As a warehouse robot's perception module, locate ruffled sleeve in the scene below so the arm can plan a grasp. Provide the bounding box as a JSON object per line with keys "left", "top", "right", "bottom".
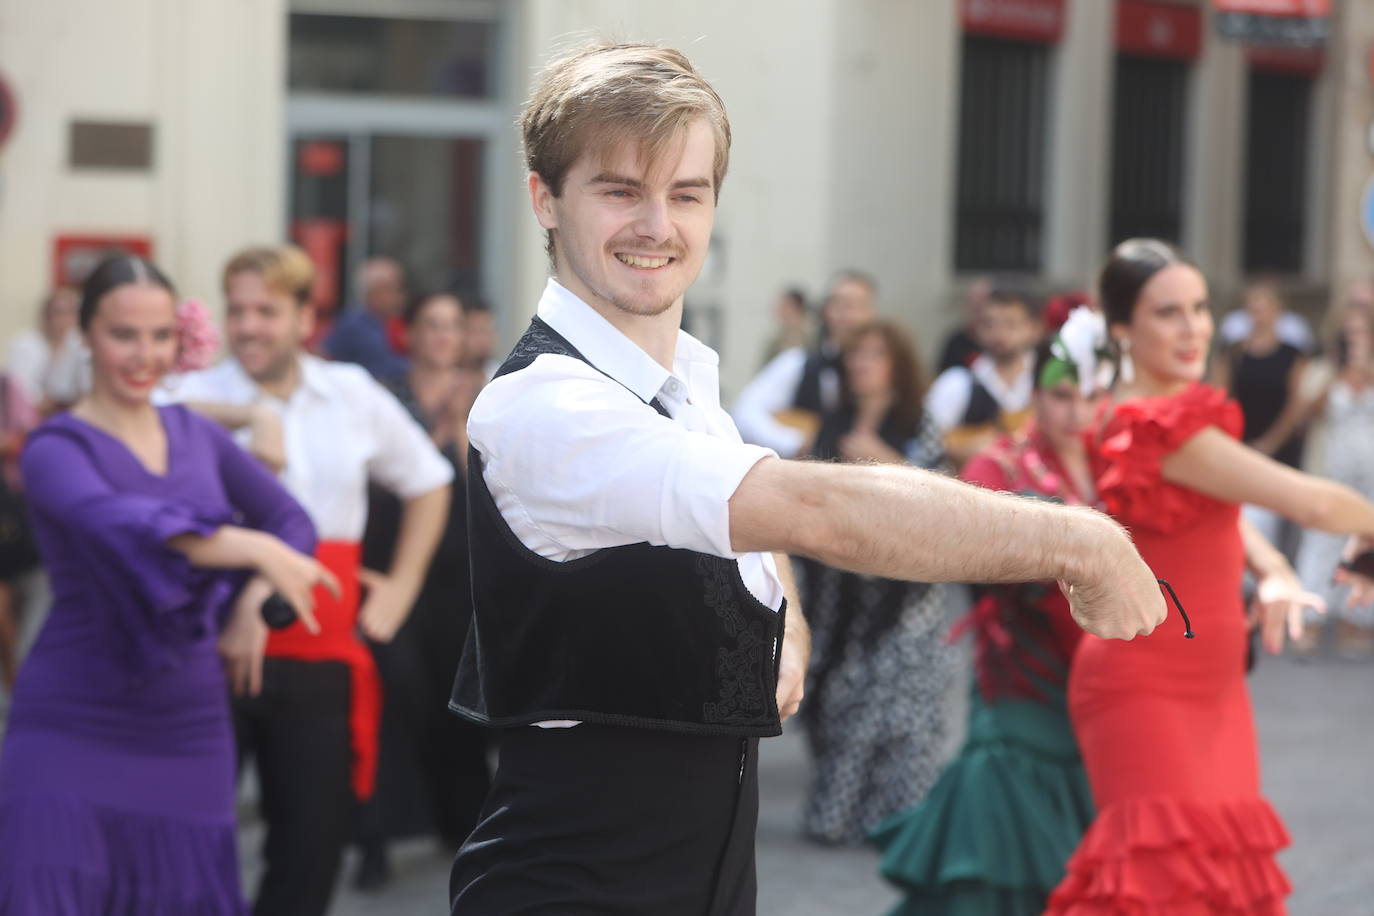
{"left": 1093, "top": 384, "right": 1242, "bottom": 534}
{"left": 22, "top": 426, "right": 241, "bottom": 673}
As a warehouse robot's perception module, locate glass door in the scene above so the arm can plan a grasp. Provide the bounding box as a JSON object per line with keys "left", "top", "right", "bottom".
{"left": 285, "top": 4, "right": 512, "bottom": 326}
{"left": 288, "top": 131, "right": 486, "bottom": 316}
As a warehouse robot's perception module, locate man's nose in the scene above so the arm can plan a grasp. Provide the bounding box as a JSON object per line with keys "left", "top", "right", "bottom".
{"left": 632, "top": 197, "right": 672, "bottom": 242}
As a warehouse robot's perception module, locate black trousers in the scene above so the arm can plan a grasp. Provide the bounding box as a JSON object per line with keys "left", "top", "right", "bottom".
{"left": 450, "top": 724, "right": 760, "bottom": 916}
{"left": 357, "top": 592, "right": 490, "bottom": 847}
{"left": 234, "top": 658, "right": 354, "bottom": 916}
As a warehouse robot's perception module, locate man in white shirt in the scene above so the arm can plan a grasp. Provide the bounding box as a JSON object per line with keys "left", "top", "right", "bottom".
{"left": 448, "top": 41, "right": 1165, "bottom": 916}
{"left": 924, "top": 287, "right": 1040, "bottom": 466}
{"left": 159, "top": 245, "right": 452, "bottom": 916}
{"left": 731, "top": 271, "right": 876, "bottom": 457}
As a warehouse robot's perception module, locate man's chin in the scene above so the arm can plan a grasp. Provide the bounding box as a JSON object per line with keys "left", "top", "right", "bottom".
{"left": 609, "top": 290, "right": 679, "bottom": 318}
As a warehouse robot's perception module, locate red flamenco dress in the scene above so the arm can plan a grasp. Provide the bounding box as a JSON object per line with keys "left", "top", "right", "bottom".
{"left": 1045, "top": 384, "right": 1291, "bottom": 915}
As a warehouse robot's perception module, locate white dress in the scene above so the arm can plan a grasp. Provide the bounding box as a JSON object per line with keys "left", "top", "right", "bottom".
{"left": 1296, "top": 379, "right": 1374, "bottom": 626}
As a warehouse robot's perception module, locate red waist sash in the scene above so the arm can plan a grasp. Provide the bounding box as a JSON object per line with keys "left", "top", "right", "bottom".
{"left": 265, "top": 540, "right": 380, "bottom": 800}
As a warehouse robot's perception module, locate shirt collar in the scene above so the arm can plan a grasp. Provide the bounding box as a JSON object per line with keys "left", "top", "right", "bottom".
{"left": 220, "top": 352, "right": 334, "bottom": 403}
{"left": 295, "top": 354, "right": 335, "bottom": 399}
{"left": 536, "top": 278, "right": 693, "bottom": 405}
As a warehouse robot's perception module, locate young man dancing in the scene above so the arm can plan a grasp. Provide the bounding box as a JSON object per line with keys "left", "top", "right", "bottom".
{"left": 448, "top": 41, "right": 1166, "bottom": 916}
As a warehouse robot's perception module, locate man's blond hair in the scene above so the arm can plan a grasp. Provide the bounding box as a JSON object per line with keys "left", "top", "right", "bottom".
{"left": 223, "top": 245, "right": 316, "bottom": 305}
{"left": 521, "top": 41, "right": 731, "bottom": 255}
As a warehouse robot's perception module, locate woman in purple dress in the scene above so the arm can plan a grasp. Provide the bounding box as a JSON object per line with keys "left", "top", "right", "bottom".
{"left": 0, "top": 255, "right": 338, "bottom": 914}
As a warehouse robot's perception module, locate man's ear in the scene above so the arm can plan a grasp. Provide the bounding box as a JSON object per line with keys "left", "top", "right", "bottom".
{"left": 529, "top": 172, "right": 558, "bottom": 231}
{"left": 299, "top": 301, "right": 317, "bottom": 341}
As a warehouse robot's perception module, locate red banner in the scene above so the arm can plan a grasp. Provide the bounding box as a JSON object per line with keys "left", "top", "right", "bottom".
{"left": 961, "top": 0, "right": 1066, "bottom": 44}
{"left": 1118, "top": 1, "right": 1203, "bottom": 61}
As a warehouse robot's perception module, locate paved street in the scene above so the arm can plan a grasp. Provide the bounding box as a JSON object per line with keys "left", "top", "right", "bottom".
{"left": 2, "top": 598, "right": 1366, "bottom": 916}
{"left": 2, "top": 632, "right": 1370, "bottom": 915}
{"left": 253, "top": 651, "right": 1372, "bottom": 916}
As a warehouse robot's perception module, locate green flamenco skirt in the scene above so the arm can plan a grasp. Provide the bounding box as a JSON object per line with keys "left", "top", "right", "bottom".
{"left": 869, "top": 692, "right": 1094, "bottom": 916}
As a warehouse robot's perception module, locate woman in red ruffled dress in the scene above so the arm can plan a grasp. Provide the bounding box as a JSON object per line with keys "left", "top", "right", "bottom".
{"left": 1046, "top": 239, "right": 1374, "bottom": 915}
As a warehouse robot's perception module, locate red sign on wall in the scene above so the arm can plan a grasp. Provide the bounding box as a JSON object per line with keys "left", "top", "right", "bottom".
{"left": 52, "top": 234, "right": 154, "bottom": 289}
{"left": 1118, "top": 1, "right": 1204, "bottom": 61}
{"left": 291, "top": 218, "right": 348, "bottom": 313}
{"left": 961, "top": 0, "right": 1066, "bottom": 44}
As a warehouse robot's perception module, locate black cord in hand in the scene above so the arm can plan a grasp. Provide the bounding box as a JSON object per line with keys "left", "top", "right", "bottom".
{"left": 1156, "top": 578, "right": 1194, "bottom": 639}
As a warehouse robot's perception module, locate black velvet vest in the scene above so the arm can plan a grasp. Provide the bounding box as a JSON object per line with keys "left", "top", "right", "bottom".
{"left": 449, "top": 317, "right": 787, "bottom": 737}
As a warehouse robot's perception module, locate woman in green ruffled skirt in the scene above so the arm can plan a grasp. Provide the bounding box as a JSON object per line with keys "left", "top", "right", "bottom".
{"left": 871, "top": 319, "right": 1105, "bottom": 915}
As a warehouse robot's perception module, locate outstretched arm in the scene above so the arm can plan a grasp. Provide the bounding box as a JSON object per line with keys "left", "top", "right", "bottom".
{"left": 1163, "top": 428, "right": 1374, "bottom": 537}
{"left": 729, "top": 458, "right": 1166, "bottom": 640}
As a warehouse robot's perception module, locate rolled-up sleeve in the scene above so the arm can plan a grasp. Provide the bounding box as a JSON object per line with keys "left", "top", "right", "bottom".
{"left": 360, "top": 376, "right": 454, "bottom": 499}
{"left": 470, "top": 355, "right": 774, "bottom": 560}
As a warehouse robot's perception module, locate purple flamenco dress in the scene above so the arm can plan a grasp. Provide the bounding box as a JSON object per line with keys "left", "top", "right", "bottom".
{"left": 0, "top": 405, "right": 315, "bottom": 914}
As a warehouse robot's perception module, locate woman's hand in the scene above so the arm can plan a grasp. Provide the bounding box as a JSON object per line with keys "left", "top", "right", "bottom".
{"left": 1250, "top": 571, "right": 1326, "bottom": 656}
{"left": 252, "top": 536, "right": 340, "bottom": 635}
{"left": 218, "top": 577, "right": 271, "bottom": 695}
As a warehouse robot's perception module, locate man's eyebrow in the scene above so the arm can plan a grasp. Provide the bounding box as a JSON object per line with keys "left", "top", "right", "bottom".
{"left": 588, "top": 172, "right": 642, "bottom": 188}
{"left": 586, "top": 173, "right": 713, "bottom": 191}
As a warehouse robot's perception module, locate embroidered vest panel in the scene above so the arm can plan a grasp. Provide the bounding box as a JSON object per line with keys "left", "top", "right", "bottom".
{"left": 449, "top": 317, "right": 786, "bottom": 736}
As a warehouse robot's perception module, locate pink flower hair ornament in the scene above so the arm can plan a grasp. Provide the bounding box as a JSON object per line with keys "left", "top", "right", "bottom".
{"left": 174, "top": 298, "right": 221, "bottom": 372}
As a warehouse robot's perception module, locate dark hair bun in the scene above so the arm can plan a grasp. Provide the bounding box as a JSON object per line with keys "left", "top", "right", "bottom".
{"left": 79, "top": 255, "right": 176, "bottom": 329}
{"left": 1098, "top": 238, "right": 1190, "bottom": 328}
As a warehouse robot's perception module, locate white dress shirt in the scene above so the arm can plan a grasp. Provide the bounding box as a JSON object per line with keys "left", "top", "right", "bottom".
{"left": 1218, "top": 309, "right": 1314, "bottom": 353}
{"left": 730, "top": 347, "right": 810, "bottom": 458}
{"left": 6, "top": 328, "right": 87, "bottom": 405}
{"left": 468, "top": 278, "right": 785, "bottom": 612}
{"left": 158, "top": 354, "right": 452, "bottom": 541}
{"left": 924, "top": 353, "right": 1033, "bottom": 433}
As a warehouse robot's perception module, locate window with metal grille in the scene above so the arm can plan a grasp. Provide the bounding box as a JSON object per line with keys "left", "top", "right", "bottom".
{"left": 1243, "top": 70, "right": 1312, "bottom": 274}
{"left": 953, "top": 36, "right": 1049, "bottom": 273}
{"left": 1109, "top": 55, "right": 1188, "bottom": 248}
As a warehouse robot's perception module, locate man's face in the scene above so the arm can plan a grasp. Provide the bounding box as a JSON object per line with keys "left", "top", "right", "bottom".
{"left": 822, "top": 280, "right": 875, "bottom": 345}
{"left": 976, "top": 301, "right": 1038, "bottom": 364}
{"left": 44, "top": 288, "right": 79, "bottom": 340}
{"left": 463, "top": 310, "right": 496, "bottom": 366}
{"left": 363, "top": 260, "right": 406, "bottom": 319}
{"left": 530, "top": 118, "right": 716, "bottom": 318}
{"left": 225, "top": 271, "right": 312, "bottom": 384}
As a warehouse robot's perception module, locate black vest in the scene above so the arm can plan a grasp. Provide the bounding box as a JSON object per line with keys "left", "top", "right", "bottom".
{"left": 962, "top": 376, "right": 1001, "bottom": 426}
{"left": 793, "top": 343, "right": 842, "bottom": 414}
{"left": 449, "top": 317, "right": 787, "bottom": 737}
